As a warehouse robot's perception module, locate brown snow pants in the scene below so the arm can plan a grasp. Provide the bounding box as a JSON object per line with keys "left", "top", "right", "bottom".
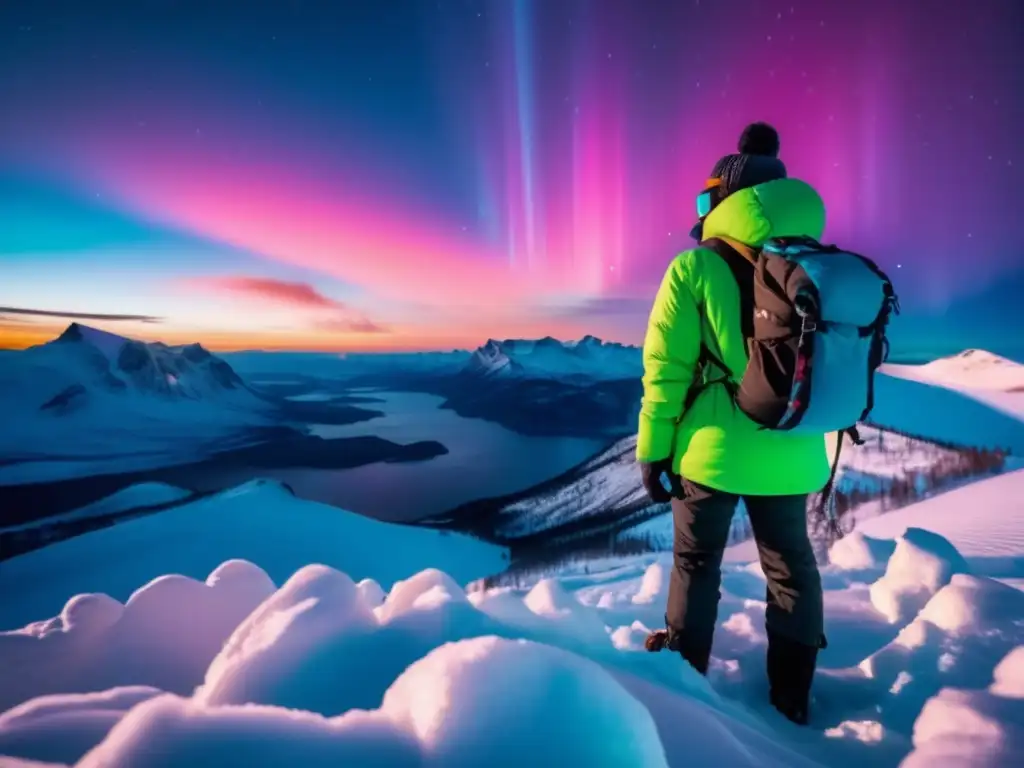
{"left": 666, "top": 479, "right": 824, "bottom": 652}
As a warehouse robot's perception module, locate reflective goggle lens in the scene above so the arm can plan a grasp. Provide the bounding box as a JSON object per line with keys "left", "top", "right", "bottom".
{"left": 696, "top": 190, "right": 714, "bottom": 218}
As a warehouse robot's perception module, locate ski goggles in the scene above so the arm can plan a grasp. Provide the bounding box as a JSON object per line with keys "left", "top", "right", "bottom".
{"left": 695, "top": 177, "right": 725, "bottom": 219}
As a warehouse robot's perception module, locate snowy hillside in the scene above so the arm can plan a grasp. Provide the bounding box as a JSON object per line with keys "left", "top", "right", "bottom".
{"left": 890, "top": 349, "right": 1024, "bottom": 392}
{"left": 463, "top": 335, "right": 640, "bottom": 381}
{"left": 727, "top": 467, "right": 1024, "bottom": 588}
{"left": 2, "top": 473, "right": 1023, "bottom": 766}
{"left": 435, "top": 422, "right": 1001, "bottom": 554}
{"left": 0, "top": 324, "right": 278, "bottom": 484}
{"left": 0, "top": 478, "right": 507, "bottom": 630}
{"left": 0, "top": 482, "right": 191, "bottom": 536}
{"left": 884, "top": 349, "right": 1024, "bottom": 427}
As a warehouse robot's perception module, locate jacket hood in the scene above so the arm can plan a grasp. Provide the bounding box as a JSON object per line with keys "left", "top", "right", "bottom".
{"left": 701, "top": 177, "right": 826, "bottom": 247}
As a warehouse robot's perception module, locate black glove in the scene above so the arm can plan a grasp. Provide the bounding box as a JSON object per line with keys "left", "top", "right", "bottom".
{"left": 640, "top": 458, "right": 683, "bottom": 503}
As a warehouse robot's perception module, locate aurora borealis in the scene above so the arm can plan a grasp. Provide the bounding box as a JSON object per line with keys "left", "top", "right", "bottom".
{"left": 1, "top": 0, "right": 1021, "bottom": 356}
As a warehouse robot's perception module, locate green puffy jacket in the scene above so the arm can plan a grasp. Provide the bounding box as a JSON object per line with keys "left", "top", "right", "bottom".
{"left": 636, "top": 177, "right": 831, "bottom": 496}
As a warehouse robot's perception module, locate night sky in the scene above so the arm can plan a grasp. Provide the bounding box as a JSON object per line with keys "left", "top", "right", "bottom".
{"left": 1, "top": 0, "right": 1022, "bottom": 357}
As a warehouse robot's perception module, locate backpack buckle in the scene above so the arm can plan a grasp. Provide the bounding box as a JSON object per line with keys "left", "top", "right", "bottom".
{"left": 801, "top": 315, "right": 817, "bottom": 334}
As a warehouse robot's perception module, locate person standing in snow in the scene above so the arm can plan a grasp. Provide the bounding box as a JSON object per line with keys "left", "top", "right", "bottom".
{"left": 637, "top": 123, "right": 828, "bottom": 725}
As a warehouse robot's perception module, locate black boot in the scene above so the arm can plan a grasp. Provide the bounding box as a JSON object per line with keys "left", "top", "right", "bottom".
{"left": 766, "top": 632, "right": 821, "bottom": 725}
{"left": 644, "top": 628, "right": 712, "bottom": 675}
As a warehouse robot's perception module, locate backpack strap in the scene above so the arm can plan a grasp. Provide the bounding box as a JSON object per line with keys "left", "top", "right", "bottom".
{"left": 818, "top": 425, "right": 865, "bottom": 540}
{"left": 700, "top": 238, "right": 755, "bottom": 345}
{"left": 679, "top": 239, "right": 755, "bottom": 415}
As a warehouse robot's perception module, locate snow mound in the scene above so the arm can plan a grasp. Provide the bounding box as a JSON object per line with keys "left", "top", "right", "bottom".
{"left": 829, "top": 531, "right": 897, "bottom": 572}
{"left": 869, "top": 528, "right": 970, "bottom": 623}
{"left": 1, "top": 560, "right": 802, "bottom": 767}
{"left": 918, "top": 574, "right": 1018, "bottom": 633}
{"left": 0, "top": 687, "right": 163, "bottom": 767}
{"left": 0, "top": 559, "right": 275, "bottom": 712}
{"left": 383, "top": 636, "right": 668, "bottom": 766}
{"left": 610, "top": 620, "right": 656, "bottom": 651}
{"left": 632, "top": 562, "right": 671, "bottom": 605}
{"left": 356, "top": 578, "right": 386, "bottom": 609}
{"left": 855, "top": 570, "right": 1024, "bottom": 761}
{"left": 378, "top": 568, "right": 468, "bottom": 622}
{"left": 904, "top": 684, "right": 1024, "bottom": 766}
{"left": 196, "top": 565, "right": 376, "bottom": 714}
{"left": 991, "top": 646, "right": 1024, "bottom": 698}
{"left": 0, "top": 480, "right": 507, "bottom": 630}
{"left": 76, "top": 693, "right": 422, "bottom": 768}
{"left": 523, "top": 578, "right": 609, "bottom": 643}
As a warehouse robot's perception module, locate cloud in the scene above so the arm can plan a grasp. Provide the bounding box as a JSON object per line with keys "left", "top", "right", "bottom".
{"left": 191, "top": 276, "right": 389, "bottom": 334}
{"left": 315, "top": 316, "right": 389, "bottom": 334}
{"left": 0, "top": 306, "right": 162, "bottom": 323}
{"left": 543, "top": 296, "right": 652, "bottom": 319}
{"left": 196, "top": 277, "right": 344, "bottom": 310}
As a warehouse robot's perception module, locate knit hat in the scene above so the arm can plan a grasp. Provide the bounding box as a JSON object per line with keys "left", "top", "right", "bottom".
{"left": 690, "top": 122, "right": 788, "bottom": 240}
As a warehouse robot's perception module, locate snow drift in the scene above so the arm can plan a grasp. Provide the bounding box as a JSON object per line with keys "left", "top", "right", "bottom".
{"left": 3, "top": 473, "right": 1024, "bottom": 766}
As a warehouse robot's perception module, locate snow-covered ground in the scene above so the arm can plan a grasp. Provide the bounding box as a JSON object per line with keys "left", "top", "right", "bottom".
{"left": 2, "top": 471, "right": 1023, "bottom": 767}
{"left": 888, "top": 349, "right": 1024, "bottom": 393}
{"left": 0, "top": 479, "right": 508, "bottom": 630}
{"left": 884, "top": 349, "right": 1024, "bottom": 425}
{"left": 0, "top": 483, "right": 191, "bottom": 536}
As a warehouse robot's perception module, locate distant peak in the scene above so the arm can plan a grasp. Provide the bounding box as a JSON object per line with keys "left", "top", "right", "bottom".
{"left": 56, "top": 323, "right": 130, "bottom": 359}
{"left": 179, "top": 342, "right": 212, "bottom": 362}
{"left": 56, "top": 322, "right": 86, "bottom": 342}
{"left": 535, "top": 336, "right": 564, "bottom": 348}
{"left": 58, "top": 322, "right": 126, "bottom": 341}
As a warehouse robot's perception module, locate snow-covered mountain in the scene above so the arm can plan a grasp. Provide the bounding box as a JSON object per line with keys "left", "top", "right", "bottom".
{"left": 0, "top": 324, "right": 280, "bottom": 484}
{"left": 464, "top": 339, "right": 524, "bottom": 379}
{"left": 464, "top": 335, "right": 640, "bottom": 381}
{"left": 3, "top": 323, "right": 258, "bottom": 412}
